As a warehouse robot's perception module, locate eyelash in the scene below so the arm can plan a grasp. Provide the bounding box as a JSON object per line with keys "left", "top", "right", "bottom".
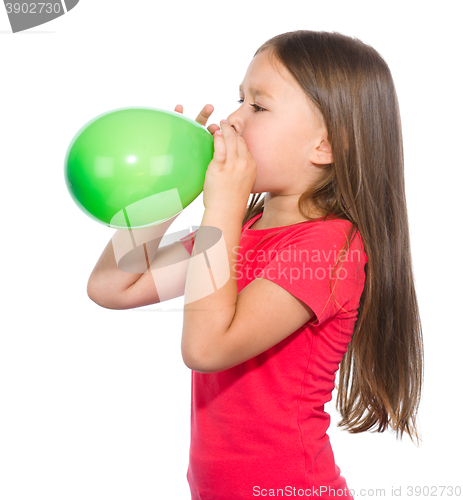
{"left": 237, "top": 99, "right": 266, "bottom": 112}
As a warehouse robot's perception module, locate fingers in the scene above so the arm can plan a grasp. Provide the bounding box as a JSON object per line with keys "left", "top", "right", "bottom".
{"left": 195, "top": 104, "right": 214, "bottom": 126}
{"left": 219, "top": 120, "right": 252, "bottom": 163}
{"left": 195, "top": 104, "right": 219, "bottom": 136}
{"left": 212, "top": 130, "right": 227, "bottom": 164}
{"left": 212, "top": 120, "right": 253, "bottom": 169}
{"left": 236, "top": 132, "right": 251, "bottom": 159}
{"left": 175, "top": 104, "right": 219, "bottom": 135}
{"left": 208, "top": 123, "right": 220, "bottom": 135}
{"left": 219, "top": 120, "right": 238, "bottom": 158}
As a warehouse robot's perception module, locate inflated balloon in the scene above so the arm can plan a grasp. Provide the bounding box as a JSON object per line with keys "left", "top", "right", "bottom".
{"left": 64, "top": 107, "right": 214, "bottom": 229}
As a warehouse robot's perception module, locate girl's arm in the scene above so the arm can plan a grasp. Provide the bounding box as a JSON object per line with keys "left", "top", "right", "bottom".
{"left": 181, "top": 204, "right": 315, "bottom": 373}
{"left": 87, "top": 214, "right": 179, "bottom": 309}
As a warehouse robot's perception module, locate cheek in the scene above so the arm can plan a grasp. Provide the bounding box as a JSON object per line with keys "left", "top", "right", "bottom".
{"left": 242, "top": 129, "right": 276, "bottom": 165}
{"left": 242, "top": 131, "right": 285, "bottom": 191}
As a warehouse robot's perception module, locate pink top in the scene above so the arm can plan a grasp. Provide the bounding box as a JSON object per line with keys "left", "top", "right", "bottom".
{"left": 179, "top": 212, "right": 367, "bottom": 499}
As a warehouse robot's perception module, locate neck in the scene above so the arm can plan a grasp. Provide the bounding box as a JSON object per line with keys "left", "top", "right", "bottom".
{"left": 257, "top": 192, "right": 324, "bottom": 228}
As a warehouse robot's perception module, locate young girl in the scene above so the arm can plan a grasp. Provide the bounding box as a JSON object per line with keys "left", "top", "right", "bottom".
{"left": 177, "top": 30, "right": 423, "bottom": 499}
{"left": 88, "top": 30, "right": 423, "bottom": 500}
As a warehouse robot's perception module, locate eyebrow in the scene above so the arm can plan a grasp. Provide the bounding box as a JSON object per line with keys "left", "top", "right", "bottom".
{"left": 239, "top": 85, "right": 275, "bottom": 101}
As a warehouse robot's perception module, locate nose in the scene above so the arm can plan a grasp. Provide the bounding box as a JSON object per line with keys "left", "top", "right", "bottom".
{"left": 226, "top": 108, "right": 244, "bottom": 135}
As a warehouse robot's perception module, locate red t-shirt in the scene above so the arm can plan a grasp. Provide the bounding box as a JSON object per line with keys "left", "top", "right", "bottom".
{"left": 179, "top": 212, "right": 367, "bottom": 500}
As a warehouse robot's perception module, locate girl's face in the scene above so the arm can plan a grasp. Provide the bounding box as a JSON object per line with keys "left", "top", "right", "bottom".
{"left": 227, "top": 49, "right": 331, "bottom": 195}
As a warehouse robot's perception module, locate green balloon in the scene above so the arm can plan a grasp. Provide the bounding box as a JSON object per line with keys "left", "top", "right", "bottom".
{"left": 64, "top": 107, "right": 214, "bottom": 229}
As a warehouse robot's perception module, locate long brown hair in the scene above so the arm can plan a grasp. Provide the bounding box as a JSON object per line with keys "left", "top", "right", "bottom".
{"left": 241, "top": 31, "right": 424, "bottom": 444}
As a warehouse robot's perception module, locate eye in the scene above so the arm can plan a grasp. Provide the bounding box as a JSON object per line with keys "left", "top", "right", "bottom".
{"left": 237, "top": 99, "right": 266, "bottom": 112}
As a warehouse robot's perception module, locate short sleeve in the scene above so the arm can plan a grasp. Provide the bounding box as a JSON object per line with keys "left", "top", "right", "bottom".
{"left": 179, "top": 230, "right": 198, "bottom": 256}
{"left": 258, "top": 222, "right": 367, "bottom": 327}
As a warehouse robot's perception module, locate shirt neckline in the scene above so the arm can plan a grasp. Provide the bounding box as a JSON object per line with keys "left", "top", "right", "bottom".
{"left": 244, "top": 212, "right": 329, "bottom": 233}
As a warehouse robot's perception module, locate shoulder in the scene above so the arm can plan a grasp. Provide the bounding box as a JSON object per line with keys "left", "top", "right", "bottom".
{"left": 281, "top": 217, "right": 357, "bottom": 243}
{"left": 284, "top": 218, "right": 367, "bottom": 264}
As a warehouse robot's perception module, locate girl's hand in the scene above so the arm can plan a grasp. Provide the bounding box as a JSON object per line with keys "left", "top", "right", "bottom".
{"left": 202, "top": 120, "right": 257, "bottom": 211}
{"left": 174, "top": 103, "right": 220, "bottom": 136}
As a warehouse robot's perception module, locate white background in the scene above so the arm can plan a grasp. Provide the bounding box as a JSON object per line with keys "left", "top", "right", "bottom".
{"left": 1, "top": 1, "right": 462, "bottom": 499}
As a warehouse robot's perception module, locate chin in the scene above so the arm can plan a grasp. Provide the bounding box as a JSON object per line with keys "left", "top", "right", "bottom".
{"left": 251, "top": 173, "right": 278, "bottom": 196}
{"left": 249, "top": 177, "right": 266, "bottom": 195}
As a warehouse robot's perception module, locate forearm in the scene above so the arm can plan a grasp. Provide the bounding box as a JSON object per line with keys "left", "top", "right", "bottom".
{"left": 87, "top": 214, "right": 179, "bottom": 298}
{"left": 181, "top": 205, "right": 241, "bottom": 367}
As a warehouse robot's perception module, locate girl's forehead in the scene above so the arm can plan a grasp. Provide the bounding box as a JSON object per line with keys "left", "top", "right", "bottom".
{"left": 242, "top": 51, "right": 294, "bottom": 93}
{"left": 241, "top": 51, "right": 304, "bottom": 103}
{"left": 246, "top": 50, "right": 285, "bottom": 78}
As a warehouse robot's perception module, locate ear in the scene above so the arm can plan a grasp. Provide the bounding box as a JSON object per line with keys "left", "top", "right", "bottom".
{"left": 310, "top": 139, "right": 333, "bottom": 165}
